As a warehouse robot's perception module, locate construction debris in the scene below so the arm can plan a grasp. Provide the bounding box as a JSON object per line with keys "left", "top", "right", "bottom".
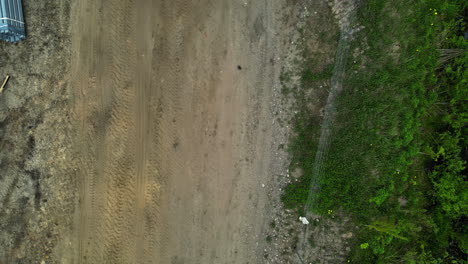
{"left": 0, "top": 75, "right": 9, "bottom": 93}
{"left": 0, "top": 0, "right": 26, "bottom": 42}
{"left": 299, "top": 216, "right": 309, "bottom": 225}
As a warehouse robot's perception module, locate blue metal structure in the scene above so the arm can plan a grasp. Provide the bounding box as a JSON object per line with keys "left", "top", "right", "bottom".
{"left": 0, "top": 0, "right": 25, "bottom": 42}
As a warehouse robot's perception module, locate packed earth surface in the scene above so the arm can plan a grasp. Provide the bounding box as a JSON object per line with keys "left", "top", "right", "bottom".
{"left": 0, "top": 0, "right": 350, "bottom": 263}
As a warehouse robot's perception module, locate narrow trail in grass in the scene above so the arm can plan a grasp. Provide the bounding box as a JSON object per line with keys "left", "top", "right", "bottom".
{"left": 297, "top": 1, "right": 357, "bottom": 261}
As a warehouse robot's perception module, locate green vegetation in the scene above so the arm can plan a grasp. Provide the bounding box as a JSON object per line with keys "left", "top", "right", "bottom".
{"left": 282, "top": 0, "right": 467, "bottom": 262}
{"left": 270, "top": 220, "right": 277, "bottom": 229}
{"left": 281, "top": 17, "right": 338, "bottom": 214}
{"left": 281, "top": 111, "right": 321, "bottom": 213}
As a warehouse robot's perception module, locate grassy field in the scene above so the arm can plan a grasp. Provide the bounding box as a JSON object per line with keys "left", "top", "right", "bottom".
{"left": 282, "top": 0, "right": 467, "bottom": 262}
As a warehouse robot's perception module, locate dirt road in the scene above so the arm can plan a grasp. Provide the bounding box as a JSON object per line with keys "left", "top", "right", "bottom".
{"left": 69, "top": 0, "right": 286, "bottom": 263}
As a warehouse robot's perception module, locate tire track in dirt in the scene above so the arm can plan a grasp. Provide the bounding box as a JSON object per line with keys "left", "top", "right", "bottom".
{"left": 97, "top": 1, "right": 136, "bottom": 261}
{"left": 71, "top": 0, "right": 141, "bottom": 262}
{"left": 150, "top": 6, "right": 189, "bottom": 261}
{"left": 133, "top": 0, "right": 154, "bottom": 263}
{"left": 70, "top": 0, "right": 99, "bottom": 261}
{"left": 146, "top": 3, "right": 210, "bottom": 260}
{"left": 70, "top": 0, "right": 287, "bottom": 263}
{"left": 151, "top": 1, "right": 276, "bottom": 262}
{"left": 71, "top": 0, "right": 169, "bottom": 262}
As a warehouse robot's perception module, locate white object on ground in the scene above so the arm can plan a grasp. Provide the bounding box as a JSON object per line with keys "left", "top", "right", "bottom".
{"left": 299, "top": 216, "right": 309, "bottom": 225}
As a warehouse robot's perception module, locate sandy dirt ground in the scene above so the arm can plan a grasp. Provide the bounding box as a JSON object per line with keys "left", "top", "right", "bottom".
{"left": 69, "top": 0, "right": 287, "bottom": 263}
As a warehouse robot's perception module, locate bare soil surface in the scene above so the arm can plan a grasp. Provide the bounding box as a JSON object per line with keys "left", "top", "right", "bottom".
{"left": 0, "top": 1, "right": 75, "bottom": 263}
{"left": 69, "top": 0, "right": 288, "bottom": 263}
{"left": 0, "top": 0, "right": 350, "bottom": 263}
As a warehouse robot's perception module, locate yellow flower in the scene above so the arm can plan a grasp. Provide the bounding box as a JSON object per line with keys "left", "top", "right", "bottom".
{"left": 431, "top": 23, "right": 434, "bottom": 26}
